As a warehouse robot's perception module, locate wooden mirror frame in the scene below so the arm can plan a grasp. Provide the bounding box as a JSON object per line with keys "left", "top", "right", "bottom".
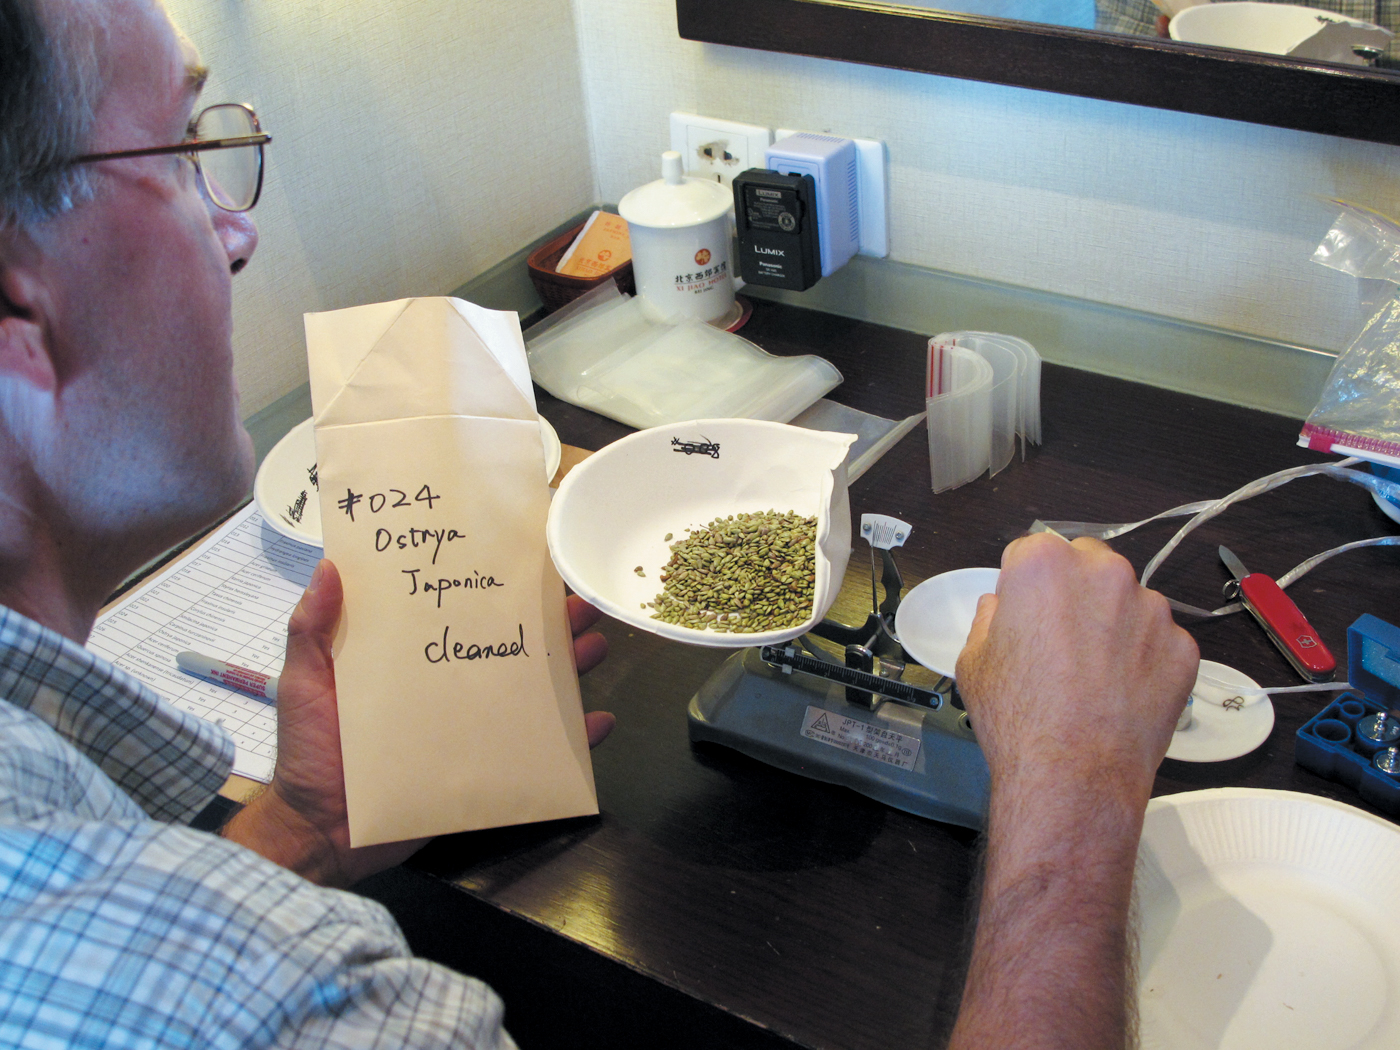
{"left": 676, "top": 0, "right": 1400, "bottom": 146}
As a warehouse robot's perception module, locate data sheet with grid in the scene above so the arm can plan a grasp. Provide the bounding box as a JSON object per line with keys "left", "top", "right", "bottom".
{"left": 88, "top": 502, "right": 318, "bottom": 782}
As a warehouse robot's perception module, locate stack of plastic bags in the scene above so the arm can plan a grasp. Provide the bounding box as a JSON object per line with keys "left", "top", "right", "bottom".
{"left": 525, "top": 282, "right": 841, "bottom": 430}
{"left": 925, "top": 331, "right": 1042, "bottom": 493}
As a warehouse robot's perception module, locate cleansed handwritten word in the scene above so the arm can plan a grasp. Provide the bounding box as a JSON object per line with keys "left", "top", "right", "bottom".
{"left": 425, "top": 623, "right": 530, "bottom": 664}
{"left": 337, "top": 484, "right": 440, "bottom": 522}
{"left": 403, "top": 568, "right": 504, "bottom": 607}
{"left": 376, "top": 527, "right": 466, "bottom": 566}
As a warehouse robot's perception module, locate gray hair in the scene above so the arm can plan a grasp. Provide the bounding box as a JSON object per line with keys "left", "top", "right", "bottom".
{"left": 0, "top": 0, "right": 109, "bottom": 229}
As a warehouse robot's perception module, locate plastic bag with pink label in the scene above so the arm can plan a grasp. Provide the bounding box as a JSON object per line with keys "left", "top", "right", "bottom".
{"left": 1300, "top": 201, "right": 1400, "bottom": 468}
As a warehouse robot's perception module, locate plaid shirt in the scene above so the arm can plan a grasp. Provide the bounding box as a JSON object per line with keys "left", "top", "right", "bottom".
{"left": 0, "top": 605, "right": 514, "bottom": 1049}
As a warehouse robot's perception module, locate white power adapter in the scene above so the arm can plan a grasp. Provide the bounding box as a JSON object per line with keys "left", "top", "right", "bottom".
{"left": 764, "top": 133, "right": 859, "bottom": 278}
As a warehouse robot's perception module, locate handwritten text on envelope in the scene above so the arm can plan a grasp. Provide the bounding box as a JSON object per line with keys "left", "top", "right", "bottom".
{"left": 306, "top": 297, "right": 597, "bottom": 847}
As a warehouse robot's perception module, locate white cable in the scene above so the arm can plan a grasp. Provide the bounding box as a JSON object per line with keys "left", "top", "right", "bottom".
{"left": 1140, "top": 459, "right": 1362, "bottom": 588}
{"left": 1038, "top": 457, "right": 1400, "bottom": 619}
{"left": 1195, "top": 667, "right": 1353, "bottom": 697}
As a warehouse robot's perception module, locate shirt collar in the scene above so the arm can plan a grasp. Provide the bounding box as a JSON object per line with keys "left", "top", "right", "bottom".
{"left": 0, "top": 604, "right": 235, "bottom": 823}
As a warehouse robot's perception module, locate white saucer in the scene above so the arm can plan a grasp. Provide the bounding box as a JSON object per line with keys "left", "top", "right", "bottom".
{"left": 1137, "top": 788, "right": 1400, "bottom": 1049}
{"left": 1165, "top": 660, "right": 1274, "bottom": 763}
{"left": 1373, "top": 490, "right": 1400, "bottom": 526}
{"left": 254, "top": 415, "right": 563, "bottom": 548}
{"left": 894, "top": 567, "right": 1000, "bottom": 678}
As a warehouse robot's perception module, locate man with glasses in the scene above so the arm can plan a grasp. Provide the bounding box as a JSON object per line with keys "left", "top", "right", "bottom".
{"left": 0, "top": 0, "right": 1196, "bottom": 1047}
{"left": 0, "top": 0, "right": 613, "bottom": 1044}
{"left": 73, "top": 102, "right": 271, "bottom": 215}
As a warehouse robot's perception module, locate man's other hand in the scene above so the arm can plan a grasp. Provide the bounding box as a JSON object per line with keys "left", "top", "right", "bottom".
{"left": 947, "top": 534, "right": 1198, "bottom": 1050}
{"left": 956, "top": 532, "right": 1198, "bottom": 801}
{"left": 567, "top": 592, "right": 614, "bottom": 745}
{"left": 222, "top": 560, "right": 613, "bottom": 887}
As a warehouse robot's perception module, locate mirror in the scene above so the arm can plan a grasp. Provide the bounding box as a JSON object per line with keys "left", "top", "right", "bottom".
{"left": 865, "top": 0, "right": 1397, "bottom": 61}
{"left": 676, "top": 0, "right": 1400, "bottom": 145}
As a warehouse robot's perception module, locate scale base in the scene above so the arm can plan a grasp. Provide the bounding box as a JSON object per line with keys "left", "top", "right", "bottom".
{"left": 688, "top": 648, "right": 990, "bottom": 829}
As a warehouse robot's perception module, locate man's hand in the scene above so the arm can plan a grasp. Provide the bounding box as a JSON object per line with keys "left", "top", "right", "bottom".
{"left": 947, "top": 533, "right": 1198, "bottom": 1050}
{"left": 957, "top": 532, "right": 1198, "bottom": 801}
{"left": 221, "top": 560, "right": 613, "bottom": 887}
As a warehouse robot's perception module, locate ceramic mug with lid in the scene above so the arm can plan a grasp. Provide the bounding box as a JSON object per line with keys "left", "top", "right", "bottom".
{"left": 618, "top": 152, "right": 737, "bottom": 327}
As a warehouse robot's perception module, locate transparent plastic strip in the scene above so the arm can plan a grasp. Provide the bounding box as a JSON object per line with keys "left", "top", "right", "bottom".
{"left": 1032, "top": 457, "right": 1400, "bottom": 618}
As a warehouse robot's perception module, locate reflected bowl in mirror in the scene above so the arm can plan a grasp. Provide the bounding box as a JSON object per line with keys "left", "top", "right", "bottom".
{"left": 1169, "top": 2, "right": 1392, "bottom": 64}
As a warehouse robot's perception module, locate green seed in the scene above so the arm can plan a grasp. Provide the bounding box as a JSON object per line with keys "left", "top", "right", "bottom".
{"left": 647, "top": 510, "right": 817, "bottom": 634}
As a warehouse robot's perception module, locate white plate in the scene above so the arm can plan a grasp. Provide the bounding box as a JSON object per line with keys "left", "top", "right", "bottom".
{"left": 254, "top": 415, "right": 564, "bottom": 548}
{"left": 893, "top": 567, "right": 1000, "bottom": 677}
{"left": 1137, "top": 788, "right": 1400, "bottom": 1050}
{"left": 1166, "top": 660, "right": 1275, "bottom": 763}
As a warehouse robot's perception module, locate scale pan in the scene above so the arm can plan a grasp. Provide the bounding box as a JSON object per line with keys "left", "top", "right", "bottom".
{"left": 547, "top": 419, "right": 855, "bottom": 648}
{"left": 895, "top": 567, "right": 1000, "bottom": 677}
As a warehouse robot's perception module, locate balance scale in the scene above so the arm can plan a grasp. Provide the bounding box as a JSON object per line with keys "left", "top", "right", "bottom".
{"left": 687, "top": 517, "right": 990, "bottom": 830}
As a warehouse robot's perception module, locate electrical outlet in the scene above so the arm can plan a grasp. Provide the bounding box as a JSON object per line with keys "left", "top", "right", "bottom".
{"left": 775, "top": 128, "right": 888, "bottom": 259}
{"left": 669, "top": 113, "right": 771, "bottom": 188}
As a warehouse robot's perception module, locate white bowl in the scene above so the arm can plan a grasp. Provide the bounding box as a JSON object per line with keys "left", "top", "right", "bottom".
{"left": 254, "top": 417, "right": 322, "bottom": 546}
{"left": 1169, "top": 3, "right": 1392, "bottom": 64}
{"left": 546, "top": 419, "right": 855, "bottom": 648}
{"left": 894, "top": 567, "right": 1000, "bottom": 677}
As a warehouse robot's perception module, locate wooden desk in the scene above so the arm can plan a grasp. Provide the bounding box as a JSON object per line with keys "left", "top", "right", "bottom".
{"left": 355, "top": 299, "right": 1400, "bottom": 1049}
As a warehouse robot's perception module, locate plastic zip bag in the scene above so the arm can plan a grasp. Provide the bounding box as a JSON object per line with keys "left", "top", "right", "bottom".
{"left": 1300, "top": 201, "right": 1400, "bottom": 466}
{"left": 525, "top": 284, "right": 842, "bottom": 430}
{"left": 924, "top": 332, "right": 1042, "bottom": 492}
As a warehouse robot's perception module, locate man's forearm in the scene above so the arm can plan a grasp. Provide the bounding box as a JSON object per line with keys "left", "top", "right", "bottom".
{"left": 945, "top": 534, "right": 1196, "bottom": 1049}
{"left": 220, "top": 784, "right": 345, "bottom": 886}
{"left": 947, "top": 777, "right": 1147, "bottom": 1050}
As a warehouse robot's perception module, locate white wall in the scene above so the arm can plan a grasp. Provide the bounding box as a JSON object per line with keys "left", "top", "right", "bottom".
{"left": 171, "top": 0, "right": 1400, "bottom": 418}
{"left": 573, "top": 0, "right": 1400, "bottom": 356}
{"left": 166, "top": 0, "right": 597, "bottom": 417}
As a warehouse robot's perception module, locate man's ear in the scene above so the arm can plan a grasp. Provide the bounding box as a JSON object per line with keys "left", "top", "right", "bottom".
{"left": 0, "top": 246, "right": 56, "bottom": 394}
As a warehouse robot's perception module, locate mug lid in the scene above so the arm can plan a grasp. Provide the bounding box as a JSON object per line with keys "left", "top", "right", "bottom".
{"left": 618, "top": 151, "right": 733, "bottom": 229}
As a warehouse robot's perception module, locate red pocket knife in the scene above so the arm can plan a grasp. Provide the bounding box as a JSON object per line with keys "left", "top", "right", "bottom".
{"left": 1219, "top": 545, "right": 1336, "bottom": 682}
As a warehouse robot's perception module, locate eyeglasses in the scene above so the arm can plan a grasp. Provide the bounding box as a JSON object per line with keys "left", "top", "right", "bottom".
{"left": 72, "top": 103, "right": 271, "bottom": 213}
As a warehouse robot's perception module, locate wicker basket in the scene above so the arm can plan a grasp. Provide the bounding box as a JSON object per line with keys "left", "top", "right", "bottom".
{"left": 527, "top": 222, "right": 636, "bottom": 313}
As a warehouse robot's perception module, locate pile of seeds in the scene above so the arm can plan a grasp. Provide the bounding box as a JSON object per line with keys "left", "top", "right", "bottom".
{"left": 645, "top": 510, "right": 817, "bottom": 633}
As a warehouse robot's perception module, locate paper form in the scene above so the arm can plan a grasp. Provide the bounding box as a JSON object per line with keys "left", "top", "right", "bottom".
{"left": 88, "top": 501, "right": 318, "bottom": 782}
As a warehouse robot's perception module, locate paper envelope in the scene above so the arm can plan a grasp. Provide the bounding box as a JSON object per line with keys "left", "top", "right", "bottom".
{"left": 305, "top": 297, "right": 597, "bottom": 847}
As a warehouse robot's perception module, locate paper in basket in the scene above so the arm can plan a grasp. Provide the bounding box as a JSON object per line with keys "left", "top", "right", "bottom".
{"left": 305, "top": 297, "right": 597, "bottom": 847}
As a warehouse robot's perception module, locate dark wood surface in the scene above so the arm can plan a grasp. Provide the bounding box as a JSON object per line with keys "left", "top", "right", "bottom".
{"left": 357, "top": 299, "right": 1400, "bottom": 1049}
{"left": 677, "top": 0, "right": 1400, "bottom": 147}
